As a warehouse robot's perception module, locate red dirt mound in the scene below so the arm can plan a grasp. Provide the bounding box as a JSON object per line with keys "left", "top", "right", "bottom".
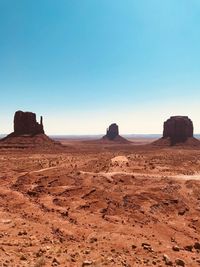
{"left": 152, "top": 137, "right": 200, "bottom": 147}
{"left": 0, "top": 134, "right": 62, "bottom": 149}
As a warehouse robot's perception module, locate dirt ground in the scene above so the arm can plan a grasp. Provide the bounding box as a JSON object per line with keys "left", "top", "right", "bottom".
{"left": 0, "top": 140, "right": 200, "bottom": 266}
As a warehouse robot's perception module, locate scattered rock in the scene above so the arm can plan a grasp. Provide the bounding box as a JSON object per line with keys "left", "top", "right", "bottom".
{"left": 172, "top": 245, "right": 180, "bottom": 251}
{"left": 89, "top": 237, "right": 97, "bottom": 243}
{"left": 184, "top": 245, "right": 193, "bottom": 252}
{"left": 194, "top": 242, "right": 200, "bottom": 250}
{"left": 132, "top": 245, "right": 137, "bottom": 249}
{"left": 163, "top": 254, "right": 173, "bottom": 266}
{"left": 178, "top": 208, "right": 188, "bottom": 216}
{"left": 82, "top": 260, "right": 93, "bottom": 266}
{"left": 142, "top": 243, "right": 151, "bottom": 247}
{"left": 52, "top": 257, "right": 60, "bottom": 265}
{"left": 20, "top": 255, "right": 27, "bottom": 261}
{"left": 175, "top": 259, "right": 185, "bottom": 266}
{"left": 18, "top": 230, "right": 27, "bottom": 236}
{"left": 84, "top": 249, "right": 91, "bottom": 255}
{"left": 142, "top": 243, "right": 153, "bottom": 252}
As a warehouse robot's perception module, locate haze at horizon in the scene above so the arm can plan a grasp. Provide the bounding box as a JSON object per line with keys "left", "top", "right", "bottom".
{"left": 0, "top": 0, "right": 200, "bottom": 134}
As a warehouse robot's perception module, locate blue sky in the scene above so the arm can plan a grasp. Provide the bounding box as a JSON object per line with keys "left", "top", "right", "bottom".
{"left": 0, "top": 0, "right": 200, "bottom": 134}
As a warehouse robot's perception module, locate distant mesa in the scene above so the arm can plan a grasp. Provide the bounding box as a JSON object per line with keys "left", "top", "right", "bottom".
{"left": 154, "top": 116, "right": 200, "bottom": 146}
{"left": 0, "top": 110, "right": 61, "bottom": 149}
{"left": 102, "top": 123, "right": 130, "bottom": 143}
{"left": 163, "top": 116, "right": 193, "bottom": 144}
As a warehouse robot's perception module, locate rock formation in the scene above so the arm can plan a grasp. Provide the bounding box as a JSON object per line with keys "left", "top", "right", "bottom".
{"left": 163, "top": 116, "right": 193, "bottom": 145}
{"left": 14, "top": 111, "right": 44, "bottom": 136}
{"left": 0, "top": 110, "right": 62, "bottom": 149}
{"left": 106, "top": 123, "right": 119, "bottom": 140}
{"left": 102, "top": 123, "right": 129, "bottom": 143}
{"left": 154, "top": 116, "right": 200, "bottom": 146}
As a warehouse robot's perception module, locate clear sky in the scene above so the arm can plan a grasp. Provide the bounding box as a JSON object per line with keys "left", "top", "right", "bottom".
{"left": 0, "top": 0, "right": 200, "bottom": 134}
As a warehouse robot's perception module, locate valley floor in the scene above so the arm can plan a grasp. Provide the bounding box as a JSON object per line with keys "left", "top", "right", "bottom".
{"left": 0, "top": 142, "right": 200, "bottom": 266}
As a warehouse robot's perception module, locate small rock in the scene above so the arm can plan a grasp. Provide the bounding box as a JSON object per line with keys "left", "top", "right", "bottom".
{"left": 82, "top": 260, "right": 93, "bottom": 266}
{"left": 184, "top": 245, "right": 193, "bottom": 252}
{"left": 175, "top": 259, "right": 185, "bottom": 266}
{"left": 20, "top": 255, "right": 27, "bottom": 261}
{"left": 171, "top": 237, "right": 176, "bottom": 242}
{"left": 90, "top": 237, "right": 97, "bottom": 243}
{"left": 142, "top": 243, "right": 153, "bottom": 252}
{"left": 178, "top": 208, "right": 188, "bottom": 216}
{"left": 18, "top": 230, "right": 27, "bottom": 236}
{"left": 107, "top": 256, "right": 114, "bottom": 263}
{"left": 172, "top": 245, "right": 180, "bottom": 251}
{"left": 194, "top": 242, "right": 200, "bottom": 250}
{"left": 52, "top": 258, "right": 60, "bottom": 265}
{"left": 163, "top": 254, "right": 173, "bottom": 266}
{"left": 142, "top": 243, "right": 151, "bottom": 247}
{"left": 1, "top": 219, "right": 12, "bottom": 224}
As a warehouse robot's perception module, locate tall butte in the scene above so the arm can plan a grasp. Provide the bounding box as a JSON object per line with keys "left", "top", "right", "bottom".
{"left": 105, "top": 123, "right": 119, "bottom": 140}
{"left": 13, "top": 110, "right": 44, "bottom": 136}
{"left": 1, "top": 110, "right": 61, "bottom": 148}
{"left": 102, "top": 123, "right": 129, "bottom": 143}
{"left": 154, "top": 116, "right": 200, "bottom": 146}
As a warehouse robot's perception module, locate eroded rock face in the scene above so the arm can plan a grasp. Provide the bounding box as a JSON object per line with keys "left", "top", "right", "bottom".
{"left": 163, "top": 116, "right": 193, "bottom": 144}
{"left": 14, "top": 111, "right": 44, "bottom": 136}
{"left": 106, "top": 123, "right": 119, "bottom": 140}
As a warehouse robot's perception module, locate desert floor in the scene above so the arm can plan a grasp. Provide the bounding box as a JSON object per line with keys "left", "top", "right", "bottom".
{"left": 0, "top": 140, "right": 200, "bottom": 267}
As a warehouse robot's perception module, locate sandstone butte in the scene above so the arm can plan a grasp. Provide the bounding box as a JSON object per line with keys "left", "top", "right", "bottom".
{"left": 0, "top": 111, "right": 61, "bottom": 149}
{"left": 102, "top": 123, "right": 130, "bottom": 144}
{"left": 154, "top": 116, "right": 200, "bottom": 146}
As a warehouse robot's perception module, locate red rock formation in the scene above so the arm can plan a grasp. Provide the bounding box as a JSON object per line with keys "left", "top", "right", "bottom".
{"left": 13, "top": 111, "right": 44, "bottom": 136}
{"left": 163, "top": 116, "right": 193, "bottom": 145}
{"left": 101, "top": 123, "right": 130, "bottom": 143}
{"left": 0, "top": 111, "right": 63, "bottom": 149}
{"left": 106, "top": 123, "right": 119, "bottom": 140}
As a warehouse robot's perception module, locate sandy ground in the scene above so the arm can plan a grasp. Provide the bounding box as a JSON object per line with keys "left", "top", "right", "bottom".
{"left": 0, "top": 140, "right": 200, "bottom": 266}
